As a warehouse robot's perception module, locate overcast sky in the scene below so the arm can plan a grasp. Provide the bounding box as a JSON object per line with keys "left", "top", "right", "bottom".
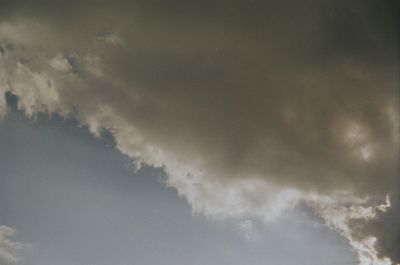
{"left": 0, "top": 1, "right": 398, "bottom": 265}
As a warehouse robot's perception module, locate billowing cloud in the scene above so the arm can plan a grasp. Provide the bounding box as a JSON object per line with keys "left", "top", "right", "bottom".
{"left": 0, "top": 226, "right": 23, "bottom": 265}
{"left": 0, "top": 1, "right": 398, "bottom": 264}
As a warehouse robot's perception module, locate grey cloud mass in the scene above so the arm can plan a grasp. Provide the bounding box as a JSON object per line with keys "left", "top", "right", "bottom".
{"left": 0, "top": 1, "right": 398, "bottom": 264}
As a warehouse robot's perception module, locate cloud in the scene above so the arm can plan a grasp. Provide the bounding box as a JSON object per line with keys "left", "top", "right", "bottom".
{"left": 0, "top": 1, "right": 398, "bottom": 264}
{"left": 0, "top": 226, "right": 24, "bottom": 265}
{"left": 237, "top": 219, "right": 259, "bottom": 241}
{"left": 309, "top": 195, "right": 393, "bottom": 265}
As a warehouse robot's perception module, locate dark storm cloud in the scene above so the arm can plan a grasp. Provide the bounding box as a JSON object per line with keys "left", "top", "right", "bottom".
{"left": 0, "top": 1, "right": 398, "bottom": 264}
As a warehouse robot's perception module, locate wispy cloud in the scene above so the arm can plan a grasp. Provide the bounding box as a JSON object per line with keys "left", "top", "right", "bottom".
{"left": 0, "top": 226, "right": 24, "bottom": 265}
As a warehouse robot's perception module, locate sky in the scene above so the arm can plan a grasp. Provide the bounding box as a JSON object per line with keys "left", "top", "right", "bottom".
{"left": 0, "top": 1, "right": 399, "bottom": 265}
{"left": 0, "top": 100, "right": 357, "bottom": 265}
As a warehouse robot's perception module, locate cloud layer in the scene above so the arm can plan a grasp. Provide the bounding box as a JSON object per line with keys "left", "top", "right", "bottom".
{"left": 0, "top": 1, "right": 398, "bottom": 264}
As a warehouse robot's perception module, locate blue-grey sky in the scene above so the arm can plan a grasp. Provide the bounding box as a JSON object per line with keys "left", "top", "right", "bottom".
{"left": 0, "top": 108, "right": 356, "bottom": 265}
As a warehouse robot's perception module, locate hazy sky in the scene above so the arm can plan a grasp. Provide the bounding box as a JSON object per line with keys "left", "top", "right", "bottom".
{"left": 0, "top": 1, "right": 398, "bottom": 265}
